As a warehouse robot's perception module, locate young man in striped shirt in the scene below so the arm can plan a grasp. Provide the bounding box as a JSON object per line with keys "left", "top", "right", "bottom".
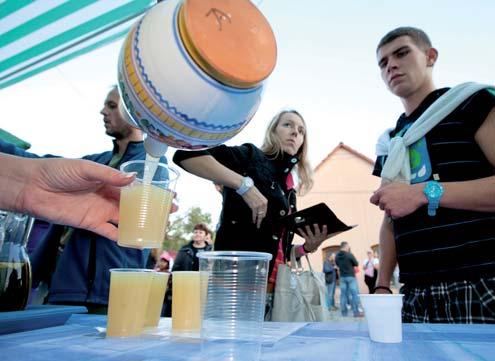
{"left": 370, "top": 27, "right": 495, "bottom": 323}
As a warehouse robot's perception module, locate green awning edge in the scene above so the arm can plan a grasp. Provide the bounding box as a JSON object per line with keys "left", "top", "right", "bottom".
{"left": 0, "top": 28, "right": 129, "bottom": 90}
{"left": 0, "top": 0, "right": 99, "bottom": 48}
{"left": 0, "top": 0, "right": 153, "bottom": 74}
{"left": 0, "top": 128, "right": 31, "bottom": 149}
{"left": 0, "top": 0, "right": 34, "bottom": 19}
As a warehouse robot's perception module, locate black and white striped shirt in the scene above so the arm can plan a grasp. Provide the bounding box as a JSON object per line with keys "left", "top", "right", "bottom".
{"left": 373, "top": 88, "right": 495, "bottom": 285}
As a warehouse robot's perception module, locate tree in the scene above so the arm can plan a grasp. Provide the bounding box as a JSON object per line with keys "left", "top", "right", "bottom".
{"left": 163, "top": 206, "right": 214, "bottom": 251}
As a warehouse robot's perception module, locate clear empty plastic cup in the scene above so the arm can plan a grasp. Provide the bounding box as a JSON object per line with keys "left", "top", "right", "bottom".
{"left": 360, "top": 294, "right": 404, "bottom": 343}
{"left": 198, "top": 251, "right": 272, "bottom": 361}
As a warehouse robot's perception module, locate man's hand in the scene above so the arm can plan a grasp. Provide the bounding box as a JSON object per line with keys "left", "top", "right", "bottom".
{"left": 370, "top": 182, "right": 428, "bottom": 218}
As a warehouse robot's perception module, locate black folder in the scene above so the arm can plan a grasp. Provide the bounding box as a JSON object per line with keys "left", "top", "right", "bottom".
{"left": 277, "top": 202, "right": 356, "bottom": 238}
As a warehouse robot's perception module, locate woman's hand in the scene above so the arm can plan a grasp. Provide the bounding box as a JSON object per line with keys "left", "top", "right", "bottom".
{"left": 298, "top": 224, "right": 329, "bottom": 252}
{"left": 242, "top": 186, "right": 268, "bottom": 229}
{"left": 14, "top": 157, "right": 135, "bottom": 241}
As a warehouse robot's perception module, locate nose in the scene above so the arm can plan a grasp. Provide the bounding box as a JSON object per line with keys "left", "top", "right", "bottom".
{"left": 100, "top": 106, "right": 108, "bottom": 116}
{"left": 386, "top": 58, "right": 398, "bottom": 73}
{"left": 289, "top": 126, "right": 298, "bottom": 136}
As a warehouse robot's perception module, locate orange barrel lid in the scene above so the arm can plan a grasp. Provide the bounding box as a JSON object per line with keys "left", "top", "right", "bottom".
{"left": 178, "top": 0, "right": 277, "bottom": 88}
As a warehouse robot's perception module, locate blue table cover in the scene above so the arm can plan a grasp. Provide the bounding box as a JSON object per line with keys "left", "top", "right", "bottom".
{"left": 0, "top": 305, "right": 87, "bottom": 335}
{"left": 0, "top": 314, "right": 493, "bottom": 361}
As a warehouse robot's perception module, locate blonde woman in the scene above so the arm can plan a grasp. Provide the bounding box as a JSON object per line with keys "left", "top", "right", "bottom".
{"left": 173, "top": 110, "right": 329, "bottom": 290}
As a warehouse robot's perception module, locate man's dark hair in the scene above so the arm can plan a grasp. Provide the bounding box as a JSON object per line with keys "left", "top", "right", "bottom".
{"left": 377, "top": 26, "right": 432, "bottom": 53}
{"left": 340, "top": 241, "right": 349, "bottom": 249}
{"left": 193, "top": 223, "right": 210, "bottom": 235}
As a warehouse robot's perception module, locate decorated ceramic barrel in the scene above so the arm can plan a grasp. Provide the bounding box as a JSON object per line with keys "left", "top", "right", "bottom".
{"left": 117, "top": 0, "right": 277, "bottom": 150}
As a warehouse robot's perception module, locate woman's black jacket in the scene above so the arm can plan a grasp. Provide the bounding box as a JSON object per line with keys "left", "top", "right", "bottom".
{"left": 173, "top": 143, "right": 299, "bottom": 274}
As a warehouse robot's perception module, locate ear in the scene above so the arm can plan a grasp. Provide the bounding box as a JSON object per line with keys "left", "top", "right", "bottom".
{"left": 426, "top": 47, "right": 438, "bottom": 67}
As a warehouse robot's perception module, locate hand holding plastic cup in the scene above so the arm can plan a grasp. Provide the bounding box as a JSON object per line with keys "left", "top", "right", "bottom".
{"left": 118, "top": 160, "right": 179, "bottom": 249}
{"left": 106, "top": 268, "right": 153, "bottom": 337}
{"left": 359, "top": 294, "right": 404, "bottom": 343}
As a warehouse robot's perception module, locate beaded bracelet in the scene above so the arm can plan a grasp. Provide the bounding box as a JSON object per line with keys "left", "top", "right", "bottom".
{"left": 373, "top": 285, "right": 393, "bottom": 294}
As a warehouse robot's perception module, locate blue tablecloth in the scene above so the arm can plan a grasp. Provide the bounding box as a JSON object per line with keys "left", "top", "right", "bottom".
{"left": 0, "top": 314, "right": 493, "bottom": 361}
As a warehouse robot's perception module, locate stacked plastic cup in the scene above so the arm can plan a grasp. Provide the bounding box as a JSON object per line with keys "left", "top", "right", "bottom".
{"left": 198, "top": 251, "right": 272, "bottom": 361}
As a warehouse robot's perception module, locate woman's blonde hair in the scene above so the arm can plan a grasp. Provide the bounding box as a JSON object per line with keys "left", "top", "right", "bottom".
{"left": 260, "top": 110, "right": 313, "bottom": 195}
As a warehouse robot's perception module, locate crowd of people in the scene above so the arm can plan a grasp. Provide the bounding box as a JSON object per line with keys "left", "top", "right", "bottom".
{"left": 1, "top": 25, "right": 494, "bottom": 324}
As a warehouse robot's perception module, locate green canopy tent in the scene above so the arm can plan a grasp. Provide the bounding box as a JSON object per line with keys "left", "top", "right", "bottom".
{"left": 0, "top": 0, "right": 157, "bottom": 90}
{"left": 0, "top": 128, "right": 30, "bottom": 149}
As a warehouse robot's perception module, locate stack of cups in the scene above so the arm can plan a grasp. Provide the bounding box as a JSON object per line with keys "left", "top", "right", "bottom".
{"left": 359, "top": 294, "right": 404, "bottom": 343}
{"left": 198, "top": 251, "right": 272, "bottom": 361}
{"left": 106, "top": 269, "right": 169, "bottom": 337}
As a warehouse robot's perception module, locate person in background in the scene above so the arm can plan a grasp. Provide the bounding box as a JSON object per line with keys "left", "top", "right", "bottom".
{"left": 362, "top": 249, "right": 379, "bottom": 293}
{"left": 155, "top": 251, "right": 173, "bottom": 272}
{"left": 0, "top": 86, "right": 168, "bottom": 313}
{"left": 370, "top": 27, "right": 495, "bottom": 323}
{"left": 323, "top": 252, "right": 337, "bottom": 310}
{"left": 335, "top": 242, "right": 362, "bottom": 317}
{"left": 172, "top": 223, "right": 213, "bottom": 272}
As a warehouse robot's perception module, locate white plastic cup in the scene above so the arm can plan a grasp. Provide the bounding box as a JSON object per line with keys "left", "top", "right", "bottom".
{"left": 359, "top": 294, "right": 404, "bottom": 343}
{"left": 198, "top": 251, "right": 272, "bottom": 361}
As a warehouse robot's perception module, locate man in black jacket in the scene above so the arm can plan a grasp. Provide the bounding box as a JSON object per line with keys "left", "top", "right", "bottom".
{"left": 335, "top": 242, "right": 362, "bottom": 317}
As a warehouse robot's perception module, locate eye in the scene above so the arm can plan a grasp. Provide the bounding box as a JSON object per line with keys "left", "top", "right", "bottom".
{"left": 397, "top": 49, "right": 409, "bottom": 58}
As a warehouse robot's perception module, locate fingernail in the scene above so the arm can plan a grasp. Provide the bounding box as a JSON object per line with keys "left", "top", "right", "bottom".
{"left": 124, "top": 172, "right": 137, "bottom": 178}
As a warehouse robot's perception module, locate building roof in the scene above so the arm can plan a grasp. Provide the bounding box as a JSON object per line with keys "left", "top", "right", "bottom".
{"left": 314, "top": 142, "right": 374, "bottom": 173}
